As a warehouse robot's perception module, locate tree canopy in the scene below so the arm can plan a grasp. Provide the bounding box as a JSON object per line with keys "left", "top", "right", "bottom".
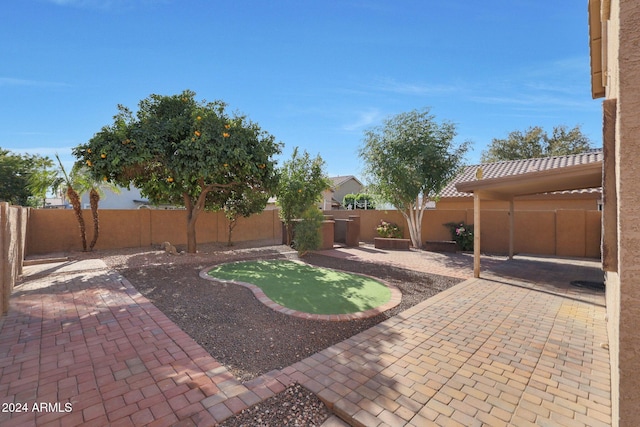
{"left": 276, "top": 147, "right": 330, "bottom": 246}
{"left": 0, "top": 148, "right": 51, "bottom": 206}
{"left": 481, "top": 125, "right": 593, "bottom": 163}
{"left": 359, "top": 108, "right": 469, "bottom": 247}
{"left": 73, "top": 90, "right": 281, "bottom": 253}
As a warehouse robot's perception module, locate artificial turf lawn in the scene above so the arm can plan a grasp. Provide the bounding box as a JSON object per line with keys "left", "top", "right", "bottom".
{"left": 207, "top": 260, "right": 391, "bottom": 315}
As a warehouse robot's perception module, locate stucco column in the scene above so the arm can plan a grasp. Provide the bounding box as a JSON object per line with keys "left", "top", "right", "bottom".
{"left": 509, "top": 199, "right": 514, "bottom": 259}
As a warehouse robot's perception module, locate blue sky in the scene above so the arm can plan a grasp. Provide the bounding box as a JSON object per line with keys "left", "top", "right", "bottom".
{"left": 2, "top": 0, "right": 599, "bottom": 180}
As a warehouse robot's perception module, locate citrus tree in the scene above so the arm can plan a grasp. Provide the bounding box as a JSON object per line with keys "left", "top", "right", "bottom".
{"left": 73, "top": 90, "right": 281, "bottom": 253}
{"left": 276, "top": 147, "right": 330, "bottom": 246}
{"left": 359, "top": 108, "right": 469, "bottom": 248}
{"left": 217, "top": 187, "right": 271, "bottom": 246}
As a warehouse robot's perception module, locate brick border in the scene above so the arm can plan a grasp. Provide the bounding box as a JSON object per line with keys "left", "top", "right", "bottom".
{"left": 199, "top": 260, "right": 402, "bottom": 321}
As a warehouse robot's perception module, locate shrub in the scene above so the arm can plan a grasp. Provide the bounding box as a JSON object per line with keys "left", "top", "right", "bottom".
{"left": 376, "top": 220, "right": 403, "bottom": 238}
{"left": 343, "top": 193, "right": 376, "bottom": 210}
{"left": 292, "top": 207, "right": 324, "bottom": 256}
{"left": 444, "top": 222, "right": 474, "bottom": 251}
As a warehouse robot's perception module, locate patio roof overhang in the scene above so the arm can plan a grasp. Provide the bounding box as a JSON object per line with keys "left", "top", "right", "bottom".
{"left": 454, "top": 160, "right": 603, "bottom": 277}
{"left": 455, "top": 161, "right": 603, "bottom": 200}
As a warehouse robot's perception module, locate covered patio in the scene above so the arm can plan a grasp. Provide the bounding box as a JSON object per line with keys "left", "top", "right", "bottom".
{"left": 455, "top": 160, "right": 603, "bottom": 277}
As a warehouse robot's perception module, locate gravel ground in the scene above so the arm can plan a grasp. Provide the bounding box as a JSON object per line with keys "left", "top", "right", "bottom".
{"left": 73, "top": 242, "right": 463, "bottom": 426}
{"left": 218, "top": 383, "right": 331, "bottom": 427}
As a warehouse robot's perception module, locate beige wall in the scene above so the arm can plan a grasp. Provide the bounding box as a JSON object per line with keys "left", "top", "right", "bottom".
{"left": 0, "top": 203, "right": 27, "bottom": 315}
{"left": 25, "top": 207, "right": 599, "bottom": 258}
{"left": 595, "top": 0, "right": 640, "bottom": 424}
{"left": 593, "top": 0, "right": 632, "bottom": 424}
{"left": 327, "top": 209, "right": 600, "bottom": 257}
{"left": 437, "top": 194, "right": 600, "bottom": 211}
{"left": 26, "top": 209, "right": 283, "bottom": 255}
{"left": 613, "top": 0, "right": 640, "bottom": 424}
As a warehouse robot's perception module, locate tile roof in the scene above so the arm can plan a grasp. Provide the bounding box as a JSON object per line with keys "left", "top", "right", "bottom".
{"left": 329, "top": 175, "right": 363, "bottom": 188}
{"left": 440, "top": 150, "right": 603, "bottom": 198}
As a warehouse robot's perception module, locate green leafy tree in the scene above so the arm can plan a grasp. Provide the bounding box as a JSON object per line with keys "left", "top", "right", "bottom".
{"left": 276, "top": 147, "right": 331, "bottom": 246}
{"left": 74, "top": 90, "right": 281, "bottom": 253}
{"left": 359, "top": 108, "right": 469, "bottom": 248}
{"left": 27, "top": 156, "right": 63, "bottom": 208}
{"left": 55, "top": 154, "right": 88, "bottom": 251}
{"left": 0, "top": 148, "right": 51, "bottom": 206}
{"left": 481, "top": 125, "right": 593, "bottom": 162}
{"left": 292, "top": 207, "right": 324, "bottom": 256}
{"left": 218, "top": 188, "right": 271, "bottom": 246}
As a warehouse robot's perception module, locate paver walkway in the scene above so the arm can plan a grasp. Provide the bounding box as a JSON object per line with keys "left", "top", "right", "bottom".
{"left": 0, "top": 247, "right": 611, "bottom": 426}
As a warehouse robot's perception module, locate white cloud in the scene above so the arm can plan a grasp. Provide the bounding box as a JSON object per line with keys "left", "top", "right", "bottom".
{"left": 0, "top": 77, "right": 69, "bottom": 88}
{"left": 368, "top": 77, "right": 460, "bottom": 96}
{"left": 43, "top": 0, "right": 170, "bottom": 10}
{"left": 342, "top": 109, "right": 383, "bottom": 131}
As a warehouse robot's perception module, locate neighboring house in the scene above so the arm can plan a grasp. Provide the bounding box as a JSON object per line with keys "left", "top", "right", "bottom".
{"left": 42, "top": 197, "right": 68, "bottom": 209}
{"left": 320, "top": 175, "right": 364, "bottom": 210}
{"left": 79, "top": 187, "right": 180, "bottom": 210}
{"left": 589, "top": 1, "right": 640, "bottom": 424}
{"left": 437, "top": 150, "right": 604, "bottom": 211}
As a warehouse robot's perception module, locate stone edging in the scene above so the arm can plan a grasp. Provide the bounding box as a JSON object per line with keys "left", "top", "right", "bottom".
{"left": 199, "top": 260, "right": 402, "bottom": 321}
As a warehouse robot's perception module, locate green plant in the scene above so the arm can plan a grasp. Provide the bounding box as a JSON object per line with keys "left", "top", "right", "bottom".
{"left": 343, "top": 193, "right": 376, "bottom": 210}
{"left": 376, "top": 220, "right": 403, "bottom": 238}
{"left": 359, "top": 108, "right": 469, "bottom": 247}
{"left": 292, "top": 207, "right": 324, "bottom": 256}
{"left": 277, "top": 147, "right": 331, "bottom": 246}
{"left": 444, "top": 222, "right": 474, "bottom": 251}
{"left": 74, "top": 90, "right": 281, "bottom": 253}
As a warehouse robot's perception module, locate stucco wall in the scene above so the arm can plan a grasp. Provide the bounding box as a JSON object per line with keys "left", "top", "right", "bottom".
{"left": 26, "top": 209, "right": 283, "bottom": 255}
{"left": 437, "top": 195, "right": 600, "bottom": 211}
{"left": 0, "top": 203, "right": 27, "bottom": 315}
{"left": 616, "top": 0, "right": 640, "bottom": 424}
{"left": 327, "top": 209, "right": 600, "bottom": 257}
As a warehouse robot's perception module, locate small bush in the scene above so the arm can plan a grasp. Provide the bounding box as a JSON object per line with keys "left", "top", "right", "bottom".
{"left": 376, "top": 220, "right": 403, "bottom": 238}
{"left": 343, "top": 193, "right": 376, "bottom": 210}
{"left": 293, "top": 207, "right": 324, "bottom": 256}
{"left": 444, "top": 222, "right": 474, "bottom": 251}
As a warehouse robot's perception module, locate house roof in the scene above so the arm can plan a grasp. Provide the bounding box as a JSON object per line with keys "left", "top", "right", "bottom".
{"left": 440, "top": 150, "right": 604, "bottom": 199}
{"left": 329, "top": 175, "right": 363, "bottom": 189}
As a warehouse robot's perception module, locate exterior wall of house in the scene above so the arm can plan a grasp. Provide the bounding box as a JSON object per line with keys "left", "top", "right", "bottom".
{"left": 595, "top": 0, "right": 640, "bottom": 423}
{"left": 332, "top": 179, "right": 363, "bottom": 207}
{"left": 80, "top": 187, "right": 148, "bottom": 209}
{"left": 25, "top": 209, "right": 283, "bottom": 255}
{"left": 320, "top": 189, "right": 334, "bottom": 210}
{"left": 608, "top": 0, "right": 640, "bottom": 424}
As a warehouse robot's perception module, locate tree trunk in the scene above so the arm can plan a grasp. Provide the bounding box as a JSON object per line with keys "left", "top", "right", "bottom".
{"left": 184, "top": 192, "right": 205, "bottom": 254}
{"left": 286, "top": 223, "right": 294, "bottom": 246}
{"left": 227, "top": 220, "right": 235, "bottom": 246}
{"left": 401, "top": 204, "right": 422, "bottom": 249}
{"left": 186, "top": 213, "right": 198, "bottom": 253}
{"left": 66, "top": 185, "right": 87, "bottom": 251}
{"left": 88, "top": 188, "right": 100, "bottom": 251}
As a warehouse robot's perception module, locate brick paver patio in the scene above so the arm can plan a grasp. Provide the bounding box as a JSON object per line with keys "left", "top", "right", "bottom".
{"left": 0, "top": 247, "right": 610, "bottom": 426}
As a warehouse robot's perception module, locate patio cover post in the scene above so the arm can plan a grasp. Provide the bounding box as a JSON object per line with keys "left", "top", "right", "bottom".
{"left": 509, "top": 199, "right": 514, "bottom": 259}
{"left": 474, "top": 192, "right": 481, "bottom": 278}
{"left": 455, "top": 160, "right": 602, "bottom": 278}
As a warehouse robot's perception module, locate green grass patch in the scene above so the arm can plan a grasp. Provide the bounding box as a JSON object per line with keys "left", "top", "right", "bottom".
{"left": 207, "top": 260, "right": 391, "bottom": 315}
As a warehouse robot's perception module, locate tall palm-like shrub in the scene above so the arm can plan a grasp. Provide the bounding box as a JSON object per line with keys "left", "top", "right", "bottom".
{"left": 55, "top": 154, "right": 118, "bottom": 251}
